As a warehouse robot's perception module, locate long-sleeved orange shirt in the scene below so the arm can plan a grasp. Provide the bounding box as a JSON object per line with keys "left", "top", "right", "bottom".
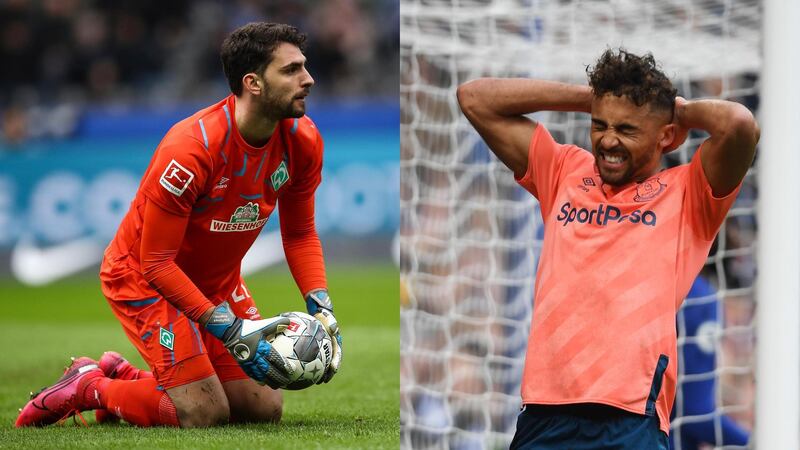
{"left": 100, "top": 95, "right": 327, "bottom": 321}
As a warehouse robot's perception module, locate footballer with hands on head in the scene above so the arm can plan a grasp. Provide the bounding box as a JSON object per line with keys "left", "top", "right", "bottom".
{"left": 16, "top": 22, "right": 342, "bottom": 428}
{"left": 457, "top": 49, "right": 759, "bottom": 449}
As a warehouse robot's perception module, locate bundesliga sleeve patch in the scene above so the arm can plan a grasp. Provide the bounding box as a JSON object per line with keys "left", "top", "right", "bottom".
{"left": 159, "top": 159, "right": 195, "bottom": 196}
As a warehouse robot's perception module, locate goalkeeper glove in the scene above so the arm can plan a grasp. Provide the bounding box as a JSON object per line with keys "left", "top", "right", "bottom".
{"left": 305, "top": 289, "right": 342, "bottom": 383}
{"left": 204, "top": 302, "right": 295, "bottom": 389}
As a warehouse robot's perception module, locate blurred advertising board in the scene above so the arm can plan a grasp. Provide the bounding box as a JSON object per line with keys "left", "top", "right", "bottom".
{"left": 0, "top": 100, "right": 398, "bottom": 284}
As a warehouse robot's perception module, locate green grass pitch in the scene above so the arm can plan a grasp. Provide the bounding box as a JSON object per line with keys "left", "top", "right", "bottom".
{"left": 0, "top": 264, "right": 399, "bottom": 449}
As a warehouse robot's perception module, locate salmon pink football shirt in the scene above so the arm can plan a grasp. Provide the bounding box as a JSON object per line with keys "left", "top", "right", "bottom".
{"left": 516, "top": 124, "right": 740, "bottom": 434}
{"left": 100, "top": 95, "right": 326, "bottom": 314}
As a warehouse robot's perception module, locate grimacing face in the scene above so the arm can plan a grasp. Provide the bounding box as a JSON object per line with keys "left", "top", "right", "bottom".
{"left": 256, "top": 42, "right": 314, "bottom": 121}
{"left": 590, "top": 94, "right": 674, "bottom": 186}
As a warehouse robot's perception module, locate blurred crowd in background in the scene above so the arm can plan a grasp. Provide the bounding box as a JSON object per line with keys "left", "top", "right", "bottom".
{"left": 0, "top": 0, "right": 399, "bottom": 146}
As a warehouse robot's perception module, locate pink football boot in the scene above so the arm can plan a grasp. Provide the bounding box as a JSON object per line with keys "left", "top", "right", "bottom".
{"left": 15, "top": 357, "right": 104, "bottom": 427}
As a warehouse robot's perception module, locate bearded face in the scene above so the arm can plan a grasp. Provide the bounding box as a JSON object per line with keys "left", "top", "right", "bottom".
{"left": 590, "top": 94, "right": 673, "bottom": 186}
{"left": 257, "top": 82, "right": 309, "bottom": 121}
{"left": 256, "top": 42, "right": 314, "bottom": 121}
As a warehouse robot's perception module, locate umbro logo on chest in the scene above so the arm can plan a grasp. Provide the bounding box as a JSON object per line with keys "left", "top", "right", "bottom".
{"left": 577, "top": 177, "right": 596, "bottom": 192}
{"left": 214, "top": 177, "right": 230, "bottom": 190}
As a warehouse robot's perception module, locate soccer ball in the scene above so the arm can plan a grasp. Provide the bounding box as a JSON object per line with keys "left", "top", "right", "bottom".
{"left": 271, "top": 312, "right": 333, "bottom": 390}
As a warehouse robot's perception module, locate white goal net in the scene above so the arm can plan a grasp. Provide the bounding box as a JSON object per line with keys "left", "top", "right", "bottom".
{"left": 400, "top": 1, "right": 761, "bottom": 449}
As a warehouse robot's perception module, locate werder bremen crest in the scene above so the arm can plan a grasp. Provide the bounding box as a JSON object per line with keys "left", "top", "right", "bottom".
{"left": 271, "top": 161, "right": 289, "bottom": 191}
{"left": 210, "top": 202, "right": 268, "bottom": 232}
{"left": 159, "top": 327, "right": 174, "bottom": 350}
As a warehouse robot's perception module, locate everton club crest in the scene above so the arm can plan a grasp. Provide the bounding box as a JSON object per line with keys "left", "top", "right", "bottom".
{"left": 634, "top": 177, "right": 666, "bottom": 202}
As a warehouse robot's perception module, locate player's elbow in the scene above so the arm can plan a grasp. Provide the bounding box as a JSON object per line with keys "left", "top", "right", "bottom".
{"left": 140, "top": 261, "right": 159, "bottom": 283}
{"left": 140, "top": 254, "right": 174, "bottom": 283}
{"left": 457, "top": 79, "right": 490, "bottom": 119}
{"left": 728, "top": 104, "right": 760, "bottom": 149}
{"left": 744, "top": 113, "right": 760, "bottom": 148}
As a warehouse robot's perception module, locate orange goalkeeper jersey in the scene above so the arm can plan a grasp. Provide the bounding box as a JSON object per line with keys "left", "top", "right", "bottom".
{"left": 100, "top": 95, "right": 326, "bottom": 311}
{"left": 516, "top": 124, "right": 739, "bottom": 434}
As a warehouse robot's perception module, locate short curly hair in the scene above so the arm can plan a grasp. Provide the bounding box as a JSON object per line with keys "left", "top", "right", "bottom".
{"left": 587, "top": 49, "right": 676, "bottom": 114}
{"left": 221, "top": 22, "right": 307, "bottom": 96}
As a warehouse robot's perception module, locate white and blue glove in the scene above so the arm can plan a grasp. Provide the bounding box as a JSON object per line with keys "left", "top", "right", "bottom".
{"left": 205, "top": 302, "right": 295, "bottom": 388}
{"left": 305, "top": 290, "right": 342, "bottom": 383}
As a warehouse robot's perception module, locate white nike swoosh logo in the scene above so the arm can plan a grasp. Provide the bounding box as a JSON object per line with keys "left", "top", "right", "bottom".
{"left": 241, "top": 231, "right": 285, "bottom": 275}
{"left": 11, "top": 236, "right": 105, "bottom": 286}
{"left": 11, "top": 230, "right": 286, "bottom": 286}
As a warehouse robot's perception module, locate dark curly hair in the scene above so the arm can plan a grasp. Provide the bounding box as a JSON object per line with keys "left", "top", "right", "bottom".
{"left": 587, "top": 49, "right": 676, "bottom": 114}
{"left": 221, "top": 22, "right": 307, "bottom": 96}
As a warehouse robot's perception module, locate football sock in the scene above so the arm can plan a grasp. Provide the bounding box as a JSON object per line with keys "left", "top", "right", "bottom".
{"left": 88, "top": 377, "right": 179, "bottom": 427}
{"left": 113, "top": 360, "right": 154, "bottom": 381}
{"left": 95, "top": 355, "right": 155, "bottom": 423}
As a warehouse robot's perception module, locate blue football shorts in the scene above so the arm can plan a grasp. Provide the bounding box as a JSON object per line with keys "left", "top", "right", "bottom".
{"left": 510, "top": 403, "right": 669, "bottom": 450}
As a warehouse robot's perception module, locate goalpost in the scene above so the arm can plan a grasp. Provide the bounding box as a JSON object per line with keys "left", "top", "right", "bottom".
{"left": 401, "top": 0, "right": 795, "bottom": 448}
{"left": 757, "top": 0, "right": 800, "bottom": 448}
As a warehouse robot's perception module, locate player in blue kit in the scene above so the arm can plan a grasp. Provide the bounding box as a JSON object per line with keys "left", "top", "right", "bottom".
{"left": 671, "top": 276, "right": 750, "bottom": 449}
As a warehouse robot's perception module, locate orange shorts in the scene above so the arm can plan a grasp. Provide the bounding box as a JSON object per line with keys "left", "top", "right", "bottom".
{"left": 105, "top": 286, "right": 264, "bottom": 390}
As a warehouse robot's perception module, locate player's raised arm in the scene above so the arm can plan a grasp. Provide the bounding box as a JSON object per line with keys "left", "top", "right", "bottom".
{"left": 673, "top": 96, "right": 760, "bottom": 197}
{"left": 456, "top": 79, "right": 593, "bottom": 178}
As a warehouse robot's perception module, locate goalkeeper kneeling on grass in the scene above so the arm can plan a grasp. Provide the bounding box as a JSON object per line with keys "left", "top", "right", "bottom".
{"left": 15, "top": 22, "right": 342, "bottom": 428}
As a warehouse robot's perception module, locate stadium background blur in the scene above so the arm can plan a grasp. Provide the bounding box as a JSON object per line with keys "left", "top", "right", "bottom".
{"left": 0, "top": 1, "right": 399, "bottom": 447}
{"left": 0, "top": 0, "right": 399, "bottom": 276}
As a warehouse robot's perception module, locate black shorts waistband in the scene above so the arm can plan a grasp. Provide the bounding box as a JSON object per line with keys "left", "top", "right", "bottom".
{"left": 522, "top": 403, "right": 641, "bottom": 420}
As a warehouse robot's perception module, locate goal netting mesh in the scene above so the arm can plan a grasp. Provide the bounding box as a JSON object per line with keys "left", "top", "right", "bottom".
{"left": 400, "top": 1, "right": 761, "bottom": 449}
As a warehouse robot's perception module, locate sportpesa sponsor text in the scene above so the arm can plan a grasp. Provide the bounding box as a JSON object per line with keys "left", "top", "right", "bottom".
{"left": 556, "top": 202, "right": 657, "bottom": 227}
